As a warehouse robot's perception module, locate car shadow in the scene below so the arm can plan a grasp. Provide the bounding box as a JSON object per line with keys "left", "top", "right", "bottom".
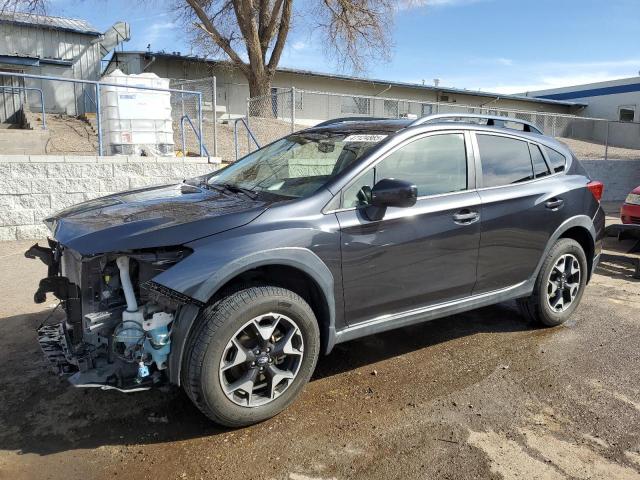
{"left": 596, "top": 253, "right": 640, "bottom": 281}
{"left": 0, "top": 301, "right": 537, "bottom": 456}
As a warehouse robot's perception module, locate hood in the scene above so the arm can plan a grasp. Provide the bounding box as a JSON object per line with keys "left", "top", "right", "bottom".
{"left": 46, "top": 183, "right": 271, "bottom": 255}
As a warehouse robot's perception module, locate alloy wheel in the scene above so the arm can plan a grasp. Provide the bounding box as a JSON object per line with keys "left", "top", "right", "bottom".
{"left": 547, "top": 254, "right": 581, "bottom": 312}
{"left": 219, "top": 313, "right": 304, "bottom": 407}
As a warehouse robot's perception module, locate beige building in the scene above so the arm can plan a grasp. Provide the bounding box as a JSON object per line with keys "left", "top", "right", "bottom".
{"left": 105, "top": 50, "right": 583, "bottom": 124}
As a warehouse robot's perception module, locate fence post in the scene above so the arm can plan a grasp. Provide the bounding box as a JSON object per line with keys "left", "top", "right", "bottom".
{"left": 246, "top": 97, "right": 251, "bottom": 153}
{"left": 291, "top": 87, "right": 296, "bottom": 133}
{"left": 95, "top": 82, "right": 103, "bottom": 156}
{"left": 38, "top": 88, "right": 46, "bottom": 130}
{"left": 211, "top": 76, "right": 218, "bottom": 157}
{"left": 180, "top": 85, "right": 185, "bottom": 118}
{"left": 198, "top": 92, "right": 204, "bottom": 157}
{"left": 604, "top": 121, "right": 610, "bottom": 160}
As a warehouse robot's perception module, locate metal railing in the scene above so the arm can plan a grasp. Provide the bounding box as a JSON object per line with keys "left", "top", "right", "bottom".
{"left": 0, "top": 71, "right": 206, "bottom": 157}
{"left": 233, "top": 117, "right": 261, "bottom": 161}
{"left": 180, "top": 115, "right": 209, "bottom": 157}
{"left": 0, "top": 85, "right": 46, "bottom": 129}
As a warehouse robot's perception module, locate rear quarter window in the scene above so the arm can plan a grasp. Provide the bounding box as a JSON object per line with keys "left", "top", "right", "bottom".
{"left": 543, "top": 146, "right": 567, "bottom": 173}
{"left": 477, "top": 134, "right": 534, "bottom": 188}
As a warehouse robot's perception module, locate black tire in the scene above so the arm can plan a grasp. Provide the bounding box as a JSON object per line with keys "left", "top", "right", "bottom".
{"left": 183, "top": 285, "right": 320, "bottom": 427}
{"left": 517, "top": 238, "right": 588, "bottom": 327}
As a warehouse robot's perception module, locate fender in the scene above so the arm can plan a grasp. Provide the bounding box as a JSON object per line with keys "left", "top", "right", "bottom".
{"left": 528, "top": 214, "right": 597, "bottom": 289}
{"left": 167, "top": 247, "right": 336, "bottom": 385}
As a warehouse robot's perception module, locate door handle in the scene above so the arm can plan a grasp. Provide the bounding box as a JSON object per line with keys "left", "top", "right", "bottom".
{"left": 453, "top": 209, "right": 479, "bottom": 224}
{"left": 545, "top": 198, "right": 564, "bottom": 210}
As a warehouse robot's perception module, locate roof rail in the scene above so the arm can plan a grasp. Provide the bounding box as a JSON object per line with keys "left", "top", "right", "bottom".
{"left": 314, "top": 116, "right": 388, "bottom": 128}
{"left": 409, "top": 113, "right": 542, "bottom": 134}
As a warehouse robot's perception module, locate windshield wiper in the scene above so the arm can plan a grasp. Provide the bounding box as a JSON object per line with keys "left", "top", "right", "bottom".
{"left": 208, "top": 182, "right": 257, "bottom": 199}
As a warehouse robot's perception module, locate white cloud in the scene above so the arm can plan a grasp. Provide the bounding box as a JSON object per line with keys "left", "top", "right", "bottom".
{"left": 496, "top": 57, "right": 513, "bottom": 66}
{"left": 291, "top": 41, "right": 307, "bottom": 51}
{"left": 398, "top": 0, "right": 487, "bottom": 9}
{"left": 145, "top": 21, "right": 177, "bottom": 46}
{"left": 474, "top": 59, "right": 640, "bottom": 94}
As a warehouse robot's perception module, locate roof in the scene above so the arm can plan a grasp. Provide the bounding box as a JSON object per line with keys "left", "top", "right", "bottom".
{"left": 110, "top": 50, "right": 586, "bottom": 108}
{"left": 0, "top": 12, "right": 101, "bottom": 36}
{"left": 526, "top": 76, "right": 640, "bottom": 101}
{"left": 308, "top": 118, "right": 413, "bottom": 134}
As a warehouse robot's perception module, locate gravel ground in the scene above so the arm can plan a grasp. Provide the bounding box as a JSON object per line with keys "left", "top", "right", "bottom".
{"left": 0, "top": 210, "right": 639, "bottom": 480}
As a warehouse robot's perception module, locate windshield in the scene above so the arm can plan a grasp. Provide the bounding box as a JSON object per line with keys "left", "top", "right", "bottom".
{"left": 207, "top": 132, "right": 388, "bottom": 198}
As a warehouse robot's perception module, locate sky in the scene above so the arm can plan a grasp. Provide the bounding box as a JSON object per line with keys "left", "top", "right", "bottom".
{"left": 49, "top": 0, "right": 640, "bottom": 94}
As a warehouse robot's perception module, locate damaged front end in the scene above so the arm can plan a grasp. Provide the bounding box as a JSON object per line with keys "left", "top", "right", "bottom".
{"left": 26, "top": 240, "right": 200, "bottom": 392}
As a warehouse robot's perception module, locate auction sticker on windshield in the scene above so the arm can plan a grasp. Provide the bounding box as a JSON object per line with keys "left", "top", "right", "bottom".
{"left": 343, "top": 134, "right": 388, "bottom": 143}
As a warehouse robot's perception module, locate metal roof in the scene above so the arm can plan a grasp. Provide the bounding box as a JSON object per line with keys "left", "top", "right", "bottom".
{"left": 0, "top": 12, "right": 101, "bottom": 36}
{"left": 110, "top": 51, "right": 586, "bottom": 108}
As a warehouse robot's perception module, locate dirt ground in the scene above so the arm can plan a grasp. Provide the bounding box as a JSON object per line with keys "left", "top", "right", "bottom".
{"left": 22, "top": 114, "right": 640, "bottom": 162}
{"left": 0, "top": 209, "right": 639, "bottom": 480}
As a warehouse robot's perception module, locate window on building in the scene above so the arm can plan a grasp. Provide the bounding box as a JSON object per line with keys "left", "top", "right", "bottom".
{"left": 619, "top": 106, "right": 635, "bottom": 122}
{"left": 477, "top": 134, "right": 534, "bottom": 187}
{"left": 529, "top": 144, "right": 551, "bottom": 178}
{"left": 341, "top": 96, "right": 371, "bottom": 115}
{"left": 342, "top": 133, "right": 467, "bottom": 207}
{"left": 542, "top": 146, "right": 567, "bottom": 173}
{"left": 421, "top": 103, "right": 434, "bottom": 116}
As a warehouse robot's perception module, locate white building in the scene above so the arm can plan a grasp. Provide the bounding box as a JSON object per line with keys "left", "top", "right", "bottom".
{"left": 0, "top": 12, "right": 129, "bottom": 121}
{"left": 526, "top": 76, "right": 640, "bottom": 123}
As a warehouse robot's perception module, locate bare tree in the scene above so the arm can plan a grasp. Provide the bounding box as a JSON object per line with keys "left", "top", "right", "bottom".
{"left": 4, "top": 0, "right": 401, "bottom": 99}
{"left": 176, "top": 0, "right": 396, "bottom": 99}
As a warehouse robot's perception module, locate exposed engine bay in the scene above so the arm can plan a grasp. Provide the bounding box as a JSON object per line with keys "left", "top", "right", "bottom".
{"left": 26, "top": 239, "right": 192, "bottom": 392}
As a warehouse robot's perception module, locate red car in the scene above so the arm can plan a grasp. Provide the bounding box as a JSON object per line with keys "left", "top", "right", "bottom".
{"left": 621, "top": 185, "right": 640, "bottom": 224}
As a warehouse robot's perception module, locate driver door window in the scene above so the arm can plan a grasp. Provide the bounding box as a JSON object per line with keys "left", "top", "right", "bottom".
{"left": 341, "top": 133, "right": 468, "bottom": 208}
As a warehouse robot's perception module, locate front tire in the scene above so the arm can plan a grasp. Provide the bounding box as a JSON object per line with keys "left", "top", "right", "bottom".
{"left": 183, "top": 285, "right": 320, "bottom": 427}
{"left": 517, "top": 238, "right": 588, "bottom": 327}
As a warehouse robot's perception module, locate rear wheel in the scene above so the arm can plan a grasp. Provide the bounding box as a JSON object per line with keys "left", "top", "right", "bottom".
{"left": 517, "top": 238, "right": 588, "bottom": 326}
{"left": 183, "top": 285, "right": 320, "bottom": 427}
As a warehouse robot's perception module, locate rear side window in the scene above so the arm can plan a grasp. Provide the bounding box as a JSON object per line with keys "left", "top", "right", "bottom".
{"left": 543, "top": 146, "right": 567, "bottom": 173}
{"left": 477, "top": 134, "right": 534, "bottom": 187}
{"left": 529, "top": 144, "right": 551, "bottom": 178}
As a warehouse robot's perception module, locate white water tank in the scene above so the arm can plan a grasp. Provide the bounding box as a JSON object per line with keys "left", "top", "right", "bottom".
{"left": 100, "top": 69, "right": 174, "bottom": 156}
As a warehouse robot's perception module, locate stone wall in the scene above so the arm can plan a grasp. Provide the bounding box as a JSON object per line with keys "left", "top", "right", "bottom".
{"left": 0, "top": 155, "right": 637, "bottom": 242}
{"left": 0, "top": 155, "right": 221, "bottom": 241}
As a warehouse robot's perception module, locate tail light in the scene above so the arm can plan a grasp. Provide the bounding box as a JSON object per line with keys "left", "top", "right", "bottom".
{"left": 587, "top": 181, "right": 604, "bottom": 202}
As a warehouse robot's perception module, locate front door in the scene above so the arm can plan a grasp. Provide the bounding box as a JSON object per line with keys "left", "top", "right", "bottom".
{"left": 336, "top": 131, "right": 481, "bottom": 326}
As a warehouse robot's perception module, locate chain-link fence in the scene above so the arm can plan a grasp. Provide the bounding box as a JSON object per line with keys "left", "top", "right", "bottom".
{"left": 0, "top": 71, "right": 207, "bottom": 157}
{"left": 170, "top": 77, "right": 218, "bottom": 157}
{"left": 245, "top": 88, "right": 640, "bottom": 162}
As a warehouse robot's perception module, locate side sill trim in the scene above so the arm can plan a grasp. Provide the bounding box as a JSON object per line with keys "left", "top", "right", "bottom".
{"left": 333, "top": 281, "right": 530, "bottom": 346}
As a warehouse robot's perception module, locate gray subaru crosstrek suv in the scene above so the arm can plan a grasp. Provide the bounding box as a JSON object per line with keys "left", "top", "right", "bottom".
{"left": 27, "top": 114, "right": 605, "bottom": 427}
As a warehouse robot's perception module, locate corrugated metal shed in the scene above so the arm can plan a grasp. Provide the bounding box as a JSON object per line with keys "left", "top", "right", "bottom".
{"left": 0, "top": 12, "right": 101, "bottom": 36}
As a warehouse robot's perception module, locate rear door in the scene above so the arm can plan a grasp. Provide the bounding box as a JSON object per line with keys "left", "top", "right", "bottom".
{"left": 472, "top": 132, "right": 568, "bottom": 294}
{"left": 336, "top": 131, "right": 482, "bottom": 325}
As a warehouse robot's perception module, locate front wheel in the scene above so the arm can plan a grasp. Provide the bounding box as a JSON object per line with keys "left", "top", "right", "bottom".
{"left": 183, "top": 285, "right": 320, "bottom": 427}
{"left": 517, "top": 238, "right": 588, "bottom": 327}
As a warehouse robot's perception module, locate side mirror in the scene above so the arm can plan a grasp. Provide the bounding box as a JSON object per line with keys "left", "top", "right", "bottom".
{"left": 364, "top": 178, "right": 417, "bottom": 220}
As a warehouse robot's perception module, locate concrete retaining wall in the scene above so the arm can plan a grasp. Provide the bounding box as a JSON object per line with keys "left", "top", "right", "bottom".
{"left": 0, "top": 155, "right": 221, "bottom": 241}
{"left": 581, "top": 160, "right": 640, "bottom": 202}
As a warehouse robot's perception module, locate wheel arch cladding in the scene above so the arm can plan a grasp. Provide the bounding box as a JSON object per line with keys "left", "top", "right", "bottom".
{"left": 168, "top": 248, "right": 336, "bottom": 386}
{"left": 535, "top": 215, "right": 596, "bottom": 284}
{"left": 559, "top": 226, "right": 595, "bottom": 281}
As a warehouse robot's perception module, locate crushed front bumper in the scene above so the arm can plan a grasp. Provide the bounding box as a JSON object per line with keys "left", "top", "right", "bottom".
{"left": 37, "top": 322, "right": 78, "bottom": 377}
